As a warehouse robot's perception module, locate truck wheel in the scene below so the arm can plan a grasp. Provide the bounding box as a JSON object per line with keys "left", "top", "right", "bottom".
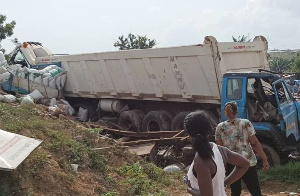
{"left": 171, "top": 111, "right": 190, "bottom": 131}
{"left": 257, "top": 144, "right": 280, "bottom": 169}
{"left": 201, "top": 110, "right": 219, "bottom": 130}
{"left": 132, "top": 109, "right": 145, "bottom": 120}
{"left": 142, "top": 110, "right": 173, "bottom": 131}
{"left": 118, "top": 110, "right": 144, "bottom": 132}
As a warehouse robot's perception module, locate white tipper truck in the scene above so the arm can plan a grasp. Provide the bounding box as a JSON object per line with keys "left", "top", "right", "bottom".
{"left": 5, "top": 36, "right": 269, "bottom": 132}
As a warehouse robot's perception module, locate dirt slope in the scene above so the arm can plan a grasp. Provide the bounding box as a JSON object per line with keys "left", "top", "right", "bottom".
{"left": 0, "top": 102, "right": 298, "bottom": 196}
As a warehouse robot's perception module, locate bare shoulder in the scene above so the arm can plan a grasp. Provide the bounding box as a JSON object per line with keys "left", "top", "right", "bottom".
{"left": 193, "top": 153, "right": 212, "bottom": 169}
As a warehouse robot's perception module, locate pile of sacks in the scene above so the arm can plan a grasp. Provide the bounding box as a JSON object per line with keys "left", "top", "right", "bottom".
{"left": 0, "top": 89, "right": 44, "bottom": 105}
{"left": 6, "top": 64, "right": 67, "bottom": 90}
{"left": 47, "top": 97, "right": 75, "bottom": 117}
{"left": 0, "top": 88, "right": 76, "bottom": 118}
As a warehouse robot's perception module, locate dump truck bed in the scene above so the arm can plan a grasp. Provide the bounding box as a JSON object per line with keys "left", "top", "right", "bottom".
{"left": 38, "top": 36, "right": 269, "bottom": 105}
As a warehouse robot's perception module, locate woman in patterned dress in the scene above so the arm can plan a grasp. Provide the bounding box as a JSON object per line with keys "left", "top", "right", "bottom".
{"left": 215, "top": 101, "right": 269, "bottom": 196}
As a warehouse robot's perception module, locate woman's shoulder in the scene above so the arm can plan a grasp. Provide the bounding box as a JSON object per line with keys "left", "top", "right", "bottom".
{"left": 217, "top": 121, "right": 228, "bottom": 127}
{"left": 236, "top": 118, "right": 251, "bottom": 124}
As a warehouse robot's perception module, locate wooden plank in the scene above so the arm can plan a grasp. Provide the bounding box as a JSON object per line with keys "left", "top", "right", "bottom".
{"left": 127, "top": 143, "right": 155, "bottom": 155}
{"left": 102, "top": 127, "right": 182, "bottom": 138}
{"left": 122, "top": 137, "right": 188, "bottom": 146}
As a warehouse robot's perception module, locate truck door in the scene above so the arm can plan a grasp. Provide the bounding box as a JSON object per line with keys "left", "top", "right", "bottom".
{"left": 221, "top": 77, "right": 247, "bottom": 121}
{"left": 272, "top": 80, "right": 299, "bottom": 142}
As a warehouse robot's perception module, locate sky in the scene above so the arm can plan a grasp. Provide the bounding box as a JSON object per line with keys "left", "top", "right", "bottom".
{"left": 1, "top": 0, "right": 300, "bottom": 54}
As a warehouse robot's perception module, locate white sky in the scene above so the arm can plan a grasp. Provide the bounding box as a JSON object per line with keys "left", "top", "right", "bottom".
{"left": 1, "top": 0, "right": 300, "bottom": 54}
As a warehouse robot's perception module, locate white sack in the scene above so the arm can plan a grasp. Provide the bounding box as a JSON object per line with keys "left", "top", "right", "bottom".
{"left": 42, "top": 77, "right": 49, "bottom": 87}
{"left": 59, "top": 99, "right": 75, "bottom": 116}
{"left": 77, "top": 107, "right": 88, "bottom": 122}
{"left": 55, "top": 76, "right": 62, "bottom": 90}
{"left": 34, "top": 76, "right": 42, "bottom": 84}
{"left": 27, "top": 68, "right": 40, "bottom": 74}
{"left": 3, "top": 95, "right": 17, "bottom": 103}
{"left": 29, "top": 89, "right": 43, "bottom": 100}
{"left": 49, "top": 78, "right": 56, "bottom": 89}
{"left": 60, "top": 74, "right": 67, "bottom": 89}
{"left": 0, "top": 72, "right": 11, "bottom": 82}
{"left": 20, "top": 96, "right": 34, "bottom": 105}
{"left": 50, "top": 98, "right": 57, "bottom": 106}
{"left": 0, "top": 66, "right": 7, "bottom": 74}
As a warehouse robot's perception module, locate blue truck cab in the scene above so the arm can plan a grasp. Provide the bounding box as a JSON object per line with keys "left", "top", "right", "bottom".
{"left": 221, "top": 71, "right": 300, "bottom": 165}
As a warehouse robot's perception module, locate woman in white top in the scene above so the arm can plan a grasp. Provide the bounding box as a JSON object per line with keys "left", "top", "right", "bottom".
{"left": 184, "top": 111, "right": 250, "bottom": 196}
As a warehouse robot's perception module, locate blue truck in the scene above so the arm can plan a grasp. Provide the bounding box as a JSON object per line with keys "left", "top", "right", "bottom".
{"left": 221, "top": 71, "right": 300, "bottom": 166}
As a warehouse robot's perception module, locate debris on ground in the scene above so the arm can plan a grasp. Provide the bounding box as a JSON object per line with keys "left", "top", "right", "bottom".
{"left": 0, "top": 129, "right": 42, "bottom": 171}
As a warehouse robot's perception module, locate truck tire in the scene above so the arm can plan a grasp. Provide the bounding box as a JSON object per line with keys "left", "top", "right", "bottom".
{"left": 171, "top": 111, "right": 190, "bottom": 131}
{"left": 118, "top": 110, "right": 144, "bottom": 132}
{"left": 142, "top": 110, "right": 173, "bottom": 131}
{"left": 132, "top": 109, "right": 145, "bottom": 120}
{"left": 257, "top": 144, "right": 280, "bottom": 169}
{"left": 201, "top": 110, "right": 219, "bottom": 130}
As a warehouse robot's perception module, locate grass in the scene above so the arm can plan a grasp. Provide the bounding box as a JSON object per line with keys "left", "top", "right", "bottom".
{"left": 8, "top": 102, "right": 300, "bottom": 195}
{"left": 0, "top": 102, "right": 182, "bottom": 195}
{"left": 116, "top": 161, "right": 173, "bottom": 196}
{"left": 258, "top": 161, "right": 300, "bottom": 184}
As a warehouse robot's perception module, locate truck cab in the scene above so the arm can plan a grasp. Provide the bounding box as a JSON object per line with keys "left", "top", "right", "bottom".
{"left": 9, "top": 42, "right": 61, "bottom": 69}
{"left": 221, "top": 71, "right": 300, "bottom": 165}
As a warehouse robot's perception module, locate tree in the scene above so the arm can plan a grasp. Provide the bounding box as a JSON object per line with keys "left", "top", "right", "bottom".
{"left": 291, "top": 53, "right": 300, "bottom": 73}
{"left": 0, "top": 14, "right": 16, "bottom": 54}
{"left": 232, "top": 35, "right": 251, "bottom": 42}
{"left": 113, "top": 33, "right": 157, "bottom": 50}
{"left": 270, "top": 57, "right": 293, "bottom": 73}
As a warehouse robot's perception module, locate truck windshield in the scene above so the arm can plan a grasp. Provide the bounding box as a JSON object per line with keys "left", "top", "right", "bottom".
{"left": 227, "top": 78, "right": 242, "bottom": 100}
{"left": 10, "top": 50, "right": 25, "bottom": 64}
{"left": 33, "top": 48, "right": 50, "bottom": 57}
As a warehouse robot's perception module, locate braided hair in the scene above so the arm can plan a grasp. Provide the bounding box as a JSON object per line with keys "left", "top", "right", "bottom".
{"left": 184, "top": 111, "right": 214, "bottom": 159}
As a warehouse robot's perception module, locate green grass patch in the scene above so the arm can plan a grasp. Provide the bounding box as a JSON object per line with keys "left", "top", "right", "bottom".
{"left": 26, "top": 150, "right": 49, "bottom": 176}
{"left": 117, "top": 162, "right": 171, "bottom": 196}
{"left": 88, "top": 150, "right": 107, "bottom": 174}
{"left": 0, "top": 102, "right": 186, "bottom": 195}
{"left": 258, "top": 161, "right": 300, "bottom": 184}
{"left": 101, "top": 192, "right": 120, "bottom": 196}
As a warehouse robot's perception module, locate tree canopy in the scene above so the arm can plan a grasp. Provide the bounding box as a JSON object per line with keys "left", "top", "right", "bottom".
{"left": 291, "top": 53, "right": 300, "bottom": 73}
{"left": 232, "top": 35, "right": 251, "bottom": 42}
{"left": 270, "top": 57, "right": 293, "bottom": 73}
{"left": 113, "top": 33, "right": 157, "bottom": 50}
{"left": 0, "top": 14, "right": 16, "bottom": 53}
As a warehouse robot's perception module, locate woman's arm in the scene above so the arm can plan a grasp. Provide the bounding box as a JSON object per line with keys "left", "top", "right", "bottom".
{"left": 187, "top": 180, "right": 200, "bottom": 196}
{"left": 222, "top": 147, "right": 250, "bottom": 186}
{"left": 187, "top": 186, "right": 200, "bottom": 196}
{"left": 193, "top": 156, "right": 214, "bottom": 196}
